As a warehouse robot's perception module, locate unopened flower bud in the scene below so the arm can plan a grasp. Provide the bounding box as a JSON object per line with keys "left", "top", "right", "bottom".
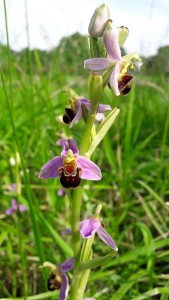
{"left": 88, "top": 3, "right": 110, "bottom": 38}
{"left": 118, "top": 26, "right": 129, "bottom": 47}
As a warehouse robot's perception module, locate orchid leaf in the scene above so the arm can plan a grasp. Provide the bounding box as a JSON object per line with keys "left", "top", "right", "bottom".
{"left": 77, "top": 252, "right": 116, "bottom": 272}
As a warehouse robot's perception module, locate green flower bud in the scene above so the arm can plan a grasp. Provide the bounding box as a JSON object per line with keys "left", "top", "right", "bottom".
{"left": 88, "top": 3, "right": 110, "bottom": 38}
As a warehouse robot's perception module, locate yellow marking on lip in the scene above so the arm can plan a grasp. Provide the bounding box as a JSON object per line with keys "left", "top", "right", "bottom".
{"left": 63, "top": 149, "right": 77, "bottom": 164}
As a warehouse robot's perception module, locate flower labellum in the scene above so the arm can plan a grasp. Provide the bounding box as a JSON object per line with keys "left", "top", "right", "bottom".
{"left": 63, "top": 108, "right": 76, "bottom": 125}
{"left": 58, "top": 149, "right": 82, "bottom": 188}
{"left": 118, "top": 74, "right": 133, "bottom": 95}
{"left": 88, "top": 3, "right": 110, "bottom": 38}
{"left": 39, "top": 139, "right": 101, "bottom": 189}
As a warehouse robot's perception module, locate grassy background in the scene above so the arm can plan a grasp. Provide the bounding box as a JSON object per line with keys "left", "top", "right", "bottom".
{"left": 0, "top": 8, "right": 169, "bottom": 300}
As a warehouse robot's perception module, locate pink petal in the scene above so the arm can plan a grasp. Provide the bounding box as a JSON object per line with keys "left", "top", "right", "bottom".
{"left": 39, "top": 156, "right": 63, "bottom": 178}
{"left": 59, "top": 273, "right": 69, "bottom": 300}
{"left": 103, "top": 23, "right": 121, "bottom": 62}
{"left": 77, "top": 156, "right": 102, "bottom": 181}
{"left": 109, "top": 64, "right": 120, "bottom": 95}
{"left": 80, "top": 217, "right": 101, "bottom": 238}
{"left": 19, "top": 204, "right": 27, "bottom": 212}
{"left": 97, "top": 104, "right": 111, "bottom": 113}
{"left": 11, "top": 199, "right": 18, "bottom": 210}
{"left": 97, "top": 225, "right": 118, "bottom": 251}
{"left": 84, "top": 58, "right": 113, "bottom": 74}
{"left": 5, "top": 207, "right": 15, "bottom": 215}
{"left": 61, "top": 257, "right": 74, "bottom": 273}
{"left": 57, "top": 139, "right": 79, "bottom": 156}
{"left": 70, "top": 103, "right": 82, "bottom": 128}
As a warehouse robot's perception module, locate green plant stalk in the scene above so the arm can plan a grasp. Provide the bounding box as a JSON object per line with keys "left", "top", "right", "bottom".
{"left": 69, "top": 77, "right": 103, "bottom": 299}
{"left": 70, "top": 186, "right": 83, "bottom": 266}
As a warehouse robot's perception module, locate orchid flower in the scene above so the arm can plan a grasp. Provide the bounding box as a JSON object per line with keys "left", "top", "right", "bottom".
{"left": 5, "top": 199, "right": 27, "bottom": 215}
{"left": 63, "top": 97, "right": 111, "bottom": 128}
{"left": 65, "top": 216, "right": 118, "bottom": 252}
{"left": 84, "top": 22, "right": 142, "bottom": 96}
{"left": 39, "top": 139, "right": 101, "bottom": 188}
{"left": 40, "top": 257, "right": 74, "bottom": 300}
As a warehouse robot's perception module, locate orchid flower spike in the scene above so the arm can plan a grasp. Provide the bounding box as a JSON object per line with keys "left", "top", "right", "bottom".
{"left": 65, "top": 216, "right": 118, "bottom": 252}
{"left": 39, "top": 139, "right": 102, "bottom": 188}
{"left": 63, "top": 97, "right": 111, "bottom": 128}
{"left": 39, "top": 258, "right": 74, "bottom": 300}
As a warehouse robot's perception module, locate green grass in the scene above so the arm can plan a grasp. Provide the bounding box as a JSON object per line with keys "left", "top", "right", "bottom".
{"left": 1, "top": 3, "right": 169, "bottom": 299}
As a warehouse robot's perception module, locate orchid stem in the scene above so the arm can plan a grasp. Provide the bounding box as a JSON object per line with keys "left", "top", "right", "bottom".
{"left": 70, "top": 75, "right": 103, "bottom": 300}
{"left": 71, "top": 186, "right": 83, "bottom": 267}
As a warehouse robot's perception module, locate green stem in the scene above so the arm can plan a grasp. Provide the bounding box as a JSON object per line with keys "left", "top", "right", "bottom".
{"left": 70, "top": 75, "right": 103, "bottom": 300}
{"left": 71, "top": 186, "right": 83, "bottom": 267}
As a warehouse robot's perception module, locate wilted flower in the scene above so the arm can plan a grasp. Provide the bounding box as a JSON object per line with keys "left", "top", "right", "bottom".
{"left": 5, "top": 199, "right": 27, "bottom": 215}
{"left": 65, "top": 216, "right": 118, "bottom": 251}
{"left": 88, "top": 3, "right": 110, "bottom": 38}
{"left": 39, "top": 139, "right": 101, "bottom": 188}
{"left": 40, "top": 257, "right": 74, "bottom": 300}
{"left": 63, "top": 97, "right": 111, "bottom": 127}
{"left": 84, "top": 22, "right": 142, "bottom": 96}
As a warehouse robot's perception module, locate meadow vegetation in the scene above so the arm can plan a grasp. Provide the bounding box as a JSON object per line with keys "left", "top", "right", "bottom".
{"left": 0, "top": 32, "right": 169, "bottom": 299}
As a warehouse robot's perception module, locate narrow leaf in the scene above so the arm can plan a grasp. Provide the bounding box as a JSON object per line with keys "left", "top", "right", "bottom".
{"left": 78, "top": 252, "right": 116, "bottom": 272}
